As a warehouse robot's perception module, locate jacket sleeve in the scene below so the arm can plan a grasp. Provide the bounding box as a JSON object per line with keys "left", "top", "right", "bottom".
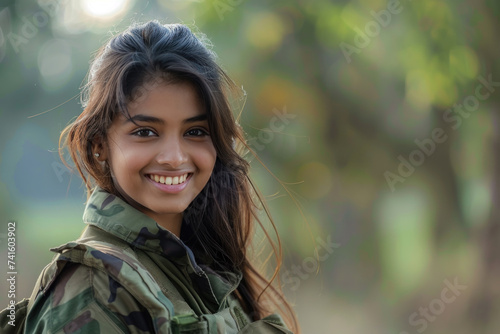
{"left": 25, "top": 262, "right": 156, "bottom": 333}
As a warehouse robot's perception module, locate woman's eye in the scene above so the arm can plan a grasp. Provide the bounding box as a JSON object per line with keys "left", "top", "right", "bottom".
{"left": 132, "top": 129, "right": 156, "bottom": 137}
{"left": 186, "top": 128, "right": 209, "bottom": 137}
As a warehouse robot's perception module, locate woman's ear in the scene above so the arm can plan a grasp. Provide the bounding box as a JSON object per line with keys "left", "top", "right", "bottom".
{"left": 93, "top": 137, "right": 108, "bottom": 161}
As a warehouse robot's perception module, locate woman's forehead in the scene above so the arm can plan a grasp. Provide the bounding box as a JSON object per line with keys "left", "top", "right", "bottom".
{"left": 117, "top": 82, "right": 206, "bottom": 124}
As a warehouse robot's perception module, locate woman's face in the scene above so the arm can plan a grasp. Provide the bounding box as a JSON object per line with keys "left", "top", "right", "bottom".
{"left": 102, "top": 81, "right": 216, "bottom": 231}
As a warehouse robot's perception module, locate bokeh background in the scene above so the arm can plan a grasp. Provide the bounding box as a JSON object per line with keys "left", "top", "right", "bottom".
{"left": 1, "top": 0, "right": 500, "bottom": 333}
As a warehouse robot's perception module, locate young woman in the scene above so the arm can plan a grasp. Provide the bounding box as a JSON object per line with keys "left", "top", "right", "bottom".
{"left": 23, "top": 21, "right": 299, "bottom": 333}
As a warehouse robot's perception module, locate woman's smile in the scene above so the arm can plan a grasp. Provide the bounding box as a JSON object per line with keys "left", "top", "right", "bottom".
{"left": 146, "top": 172, "right": 193, "bottom": 193}
{"left": 148, "top": 172, "right": 190, "bottom": 185}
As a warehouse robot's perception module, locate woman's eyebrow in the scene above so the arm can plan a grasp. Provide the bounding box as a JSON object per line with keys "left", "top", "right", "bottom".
{"left": 183, "top": 114, "right": 207, "bottom": 123}
{"left": 124, "top": 114, "right": 164, "bottom": 125}
{"left": 123, "top": 113, "right": 207, "bottom": 124}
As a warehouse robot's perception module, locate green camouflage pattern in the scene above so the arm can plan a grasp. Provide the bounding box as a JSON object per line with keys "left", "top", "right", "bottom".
{"left": 24, "top": 187, "right": 293, "bottom": 333}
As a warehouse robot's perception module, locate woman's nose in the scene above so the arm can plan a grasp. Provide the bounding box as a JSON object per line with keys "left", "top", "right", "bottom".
{"left": 155, "top": 136, "right": 188, "bottom": 168}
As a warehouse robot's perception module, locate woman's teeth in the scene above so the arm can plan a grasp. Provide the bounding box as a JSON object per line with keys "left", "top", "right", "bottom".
{"left": 149, "top": 173, "right": 188, "bottom": 185}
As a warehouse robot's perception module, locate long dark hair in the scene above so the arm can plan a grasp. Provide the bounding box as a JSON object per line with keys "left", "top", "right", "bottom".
{"left": 60, "top": 21, "right": 299, "bottom": 332}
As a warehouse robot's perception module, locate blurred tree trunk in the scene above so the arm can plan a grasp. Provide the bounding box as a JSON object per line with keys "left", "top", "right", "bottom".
{"left": 429, "top": 108, "right": 464, "bottom": 240}
{"left": 464, "top": 0, "right": 500, "bottom": 330}
{"left": 469, "top": 104, "right": 500, "bottom": 330}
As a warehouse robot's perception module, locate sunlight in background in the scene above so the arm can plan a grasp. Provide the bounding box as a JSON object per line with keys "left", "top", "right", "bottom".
{"left": 80, "top": 0, "right": 131, "bottom": 20}
{"left": 31, "top": 0, "right": 135, "bottom": 91}
{"left": 53, "top": 0, "right": 135, "bottom": 34}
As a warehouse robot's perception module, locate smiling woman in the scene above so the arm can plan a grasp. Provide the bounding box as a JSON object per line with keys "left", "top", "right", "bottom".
{"left": 10, "top": 21, "right": 300, "bottom": 333}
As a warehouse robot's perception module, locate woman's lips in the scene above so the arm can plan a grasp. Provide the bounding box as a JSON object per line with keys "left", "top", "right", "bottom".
{"left": 146, "top": 173, "right": 192, "bottom": 193}
{"left": 148, "top": 173, "right": 189, "bottom": 185}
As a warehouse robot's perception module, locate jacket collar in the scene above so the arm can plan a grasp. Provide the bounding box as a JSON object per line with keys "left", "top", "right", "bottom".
{"left": 82, "top": 187, "right": 243, "bottom": 310}
{"left": 82, "top": 186, "right": 204, "bottom": 274}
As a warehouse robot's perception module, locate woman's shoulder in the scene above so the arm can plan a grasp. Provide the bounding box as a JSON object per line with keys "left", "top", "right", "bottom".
{"left": 25, "top": 260, "right": 154, "bottom": 333}
{"left": 25, "top": 238, "right": 171, "bottom": 333}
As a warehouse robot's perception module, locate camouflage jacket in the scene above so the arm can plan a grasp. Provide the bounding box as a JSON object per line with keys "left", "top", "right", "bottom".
{"left": 24, "top": 187, "right": 293, "bottom": 333}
